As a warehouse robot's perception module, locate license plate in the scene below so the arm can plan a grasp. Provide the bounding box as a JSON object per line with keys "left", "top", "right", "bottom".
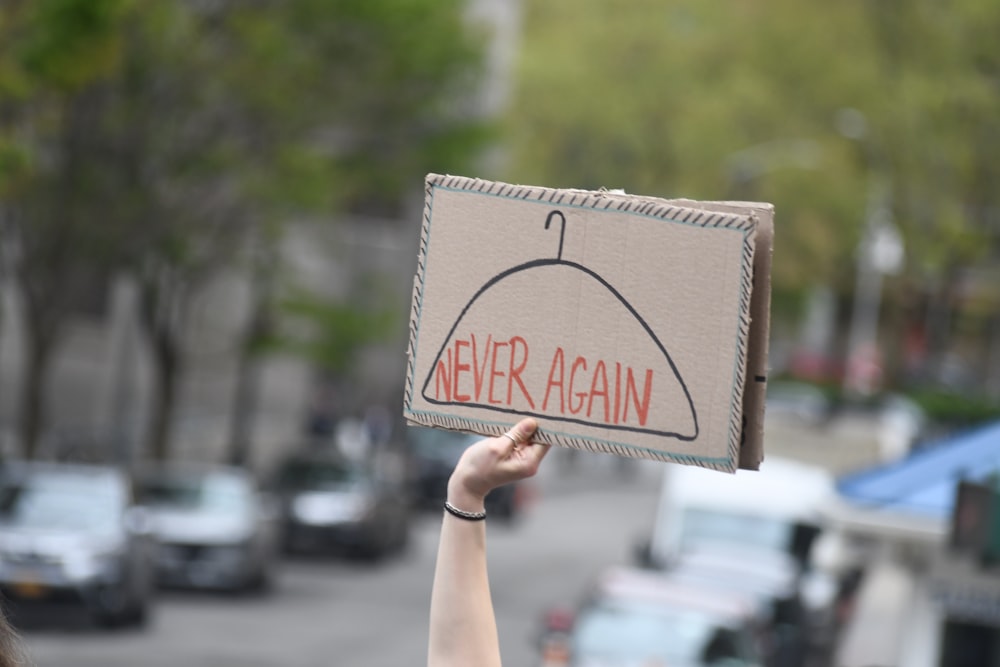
{"left": 11, "top": 572, "right": 47, "bottom": 599}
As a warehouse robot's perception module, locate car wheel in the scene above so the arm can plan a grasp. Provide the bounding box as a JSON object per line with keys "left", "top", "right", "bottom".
{"left": 244, "top": 564, "right": 274, "bottom": 595}
{"left": 95, "top": 586, "right": 149, "bottom": 630}
{"left": 365, "top": 544, "right": 387, "bottom": 563}
{"left": 124, "top": 595, "right": 151, "bottom": 628}
{"left": 350, "top": 536, "right": 387, "bottom": 563}
{"left": 393, "top": 523, "right": 411, "bottom": 554}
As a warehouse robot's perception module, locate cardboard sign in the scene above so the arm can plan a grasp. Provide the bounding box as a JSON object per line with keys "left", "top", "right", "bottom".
{"left": 403, "top": 174, "right": 773, "bottom": 473}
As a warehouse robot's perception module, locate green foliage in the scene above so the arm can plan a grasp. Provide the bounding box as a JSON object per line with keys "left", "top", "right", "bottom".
{"left": 773, "top": 371, "right": 1000, "bottom": 429}
{"left": 0, "top": 0, "right": 490, "bottom": 456}
{"left": 506, "top": 0, "right": 1000, "bottom": 314}
{"left": 15, "top": 0, "right": 129, "bottom": 90}
{"left": 0, "top": 139, "right": 30, "bottom": 196}
{"left": 266, "top": 285, "right": 400, "bottom": 378}
{"left": 906, "top": 389, "right": 1000, "bottom": 429}
{"left": 2, "top": 0, "right": 490, "bottom": 233}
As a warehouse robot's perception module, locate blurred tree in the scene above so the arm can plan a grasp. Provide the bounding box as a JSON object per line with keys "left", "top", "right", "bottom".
{"left": 268, "top": 281, "right": 399, "bottom": 381}
{"left": 862, "top": 0, "right": 1000, "bottom": 386}
{"left": 0, "top": 0, "right": 132, "bottom": 459}
{"left": 505, "top": 0, "right": 875, "bottom": 309}
{"left": 1, "top": 0, "right": 490, "bottom": 461}
{"left": 506, "top": 0, "right": 1000, "bottom": 393}
{"left": 214, "top": 0, "right": 492, "bottom": 463}
{"left": 250, "top": 275, "right": 400, "bottom": 447}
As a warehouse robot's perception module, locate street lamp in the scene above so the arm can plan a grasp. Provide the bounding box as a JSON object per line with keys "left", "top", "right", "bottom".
{"left": 837, "top": 109, "right": 904, "bottom": 397}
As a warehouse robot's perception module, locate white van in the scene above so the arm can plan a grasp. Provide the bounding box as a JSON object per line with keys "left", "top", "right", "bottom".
{"left": 644, "top": 456, "right": 836, "bottom": 569}
{"left": 638, "top": 456, "right": 842, "bottom": 657}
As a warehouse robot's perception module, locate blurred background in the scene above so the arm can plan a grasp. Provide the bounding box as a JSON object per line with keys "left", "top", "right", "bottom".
{"left": 0, "top": 1, "right": 999, "bottom": 666}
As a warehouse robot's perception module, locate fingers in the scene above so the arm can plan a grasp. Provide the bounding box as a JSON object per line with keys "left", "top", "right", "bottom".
{"left": 500, "top": 417, "right": 549, "bottom": 474}
{"left": 527, "top": 436, "right": 552, "bottom": 466}
{"left": 502, "top": 417, "right": 538, "bottom": 449}
{"left": 450, "top": 419, "right": 550, "bottom": 501}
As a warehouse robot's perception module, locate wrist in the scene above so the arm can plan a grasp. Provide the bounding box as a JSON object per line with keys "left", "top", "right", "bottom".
{"left": 446, "top": 479, "right": 486, "bottom": 514}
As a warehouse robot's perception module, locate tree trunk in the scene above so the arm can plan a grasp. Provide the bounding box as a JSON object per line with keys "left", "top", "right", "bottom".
{"left": 148, "top": 333, "right": 178, "bottom": 462}
{"left": 879, "top": 282, "right": 907, "bottom": 391}
{"left": 925, "top": 268, "right": 957, "bottom": 384}
{"left": 18, "top": 282, "right": 60, "bottom": 461}
{"left": 20, "top": 339, "right": 51, "bottom": 460}
{"left": 227, "top": 234, "right": 275, "bottom": 468}
{"left": 227, "top": 340, "right": 260, "bottom": 468}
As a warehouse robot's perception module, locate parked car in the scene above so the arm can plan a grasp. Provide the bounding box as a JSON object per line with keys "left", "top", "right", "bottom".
{"left": 636, "top": 456, "right": 840, "bottom": 666}
{"left": 135, "top": 463, "right": 280, "bottom": 593}
{"left": 663, "top": 546, "right": 814, "bottom": 667}
{"left": 0, "top": 461, "right": 155, "bottom": 628}
{"left": 666, "top": 545, "right": 798, "bottom": 610}
{"left": 538, "top": 566, "right": 765, "bottom": 667}
{"left": 407, "top": 426, "right": 527, "bottom": 520}
{"left": 640, "top": 456, "right": 834, "bottom": 572}
{"left": 273, "top": 447, "right": 411, "bottom": 560}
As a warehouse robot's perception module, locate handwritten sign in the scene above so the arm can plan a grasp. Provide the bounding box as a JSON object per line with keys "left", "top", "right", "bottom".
{"left": 403, "top": 174, "right": 773, "bottom": 473}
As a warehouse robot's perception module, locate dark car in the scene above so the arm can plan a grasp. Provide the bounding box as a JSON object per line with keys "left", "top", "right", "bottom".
{"left": 407, "top": 426, "right": 528, "bottom": 520}
{"left": 273, "top": 447, "right": 410, "bottom": 561}
{"left": 135, "top": 463, "right": 280, "bottom": 593}
{"left": 0, "top": 462, "right": 155, "bottom": 628}
{"left": 538, "top": 566, "right": 765, "bottom": 667}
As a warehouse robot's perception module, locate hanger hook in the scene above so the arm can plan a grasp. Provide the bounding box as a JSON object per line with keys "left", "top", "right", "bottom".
{"left": 545, "top": 210, "right": 566, "bottom": 261}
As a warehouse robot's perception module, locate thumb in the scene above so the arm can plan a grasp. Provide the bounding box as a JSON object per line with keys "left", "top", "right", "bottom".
{"left": 506, "top": 417, "right": 539, "bottom": 445}
{"left": 512, "top": 418, "right": 550, "bottom": 469}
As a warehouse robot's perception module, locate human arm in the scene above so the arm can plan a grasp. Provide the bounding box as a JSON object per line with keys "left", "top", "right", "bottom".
{"left": 427, "top": 417, "right": 550, "bottom": 667}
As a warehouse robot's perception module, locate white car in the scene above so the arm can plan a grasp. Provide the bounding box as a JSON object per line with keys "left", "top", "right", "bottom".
{"left": 0, "top": 462, "right": 155, "bottom": 627}
{"left": 539, "top": 566, "right": 764, "bottom": 667}
{"left": 136, "top": 464, "right": 280, "bottom": 592}
{"left": 639, "top": 457, "right": 840, "bottom": 662}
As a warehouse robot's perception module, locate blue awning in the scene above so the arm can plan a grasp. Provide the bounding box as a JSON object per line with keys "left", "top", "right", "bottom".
{"left": 837, "top": 419, "right": 1000, "bottom": 521}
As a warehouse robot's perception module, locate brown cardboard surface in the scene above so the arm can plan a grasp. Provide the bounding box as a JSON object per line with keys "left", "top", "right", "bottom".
{"left": 662, "top": 199, "right": 774, "bottom": 470}
{"left": 403, "top": 174, "right": 772, "bottom": 473}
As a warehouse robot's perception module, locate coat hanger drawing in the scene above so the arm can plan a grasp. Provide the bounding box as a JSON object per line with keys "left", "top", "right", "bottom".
{"left": 420, "top": 209, "right": 699, "bottom": 441}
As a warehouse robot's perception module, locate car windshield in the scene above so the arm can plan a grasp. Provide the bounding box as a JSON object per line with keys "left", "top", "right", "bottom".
{"left": 277, "top": 460, "right": 364, "bottom": 491}
{"left": 0, "top": 474, "right": 121, "bottom": 532}
{"left": 572, "top": 599, "right": 752, "bottom": 666}
{"left": 140, "top": 473, "right": 250, "bottom": 513}
{"left": 681, "top": 507, "right": 792, "bottom": 553}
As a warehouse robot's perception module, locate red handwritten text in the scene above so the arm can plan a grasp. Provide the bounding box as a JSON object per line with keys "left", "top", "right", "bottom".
{"left": 432, "top": 335, "right": 653, "bottom": 427}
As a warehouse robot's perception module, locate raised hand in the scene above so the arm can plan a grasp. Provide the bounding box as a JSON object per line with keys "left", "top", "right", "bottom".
{"left": 447, "top": 418, "right": 550, "bottom": 514}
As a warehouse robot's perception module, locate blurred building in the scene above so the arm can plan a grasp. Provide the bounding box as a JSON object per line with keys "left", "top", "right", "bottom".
{"left": 0, "top": 0, "right": 522, "bottom": 472}
{"left": 0, "top": 218, "right": 416, "bottom": 471}
{"left": 826, "top": 419, "right": 1000, "bottom": 667}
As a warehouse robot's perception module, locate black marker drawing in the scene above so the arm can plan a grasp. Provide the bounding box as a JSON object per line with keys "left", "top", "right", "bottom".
{"left": 419, "top": 209, "right": 699, "bottom": 440}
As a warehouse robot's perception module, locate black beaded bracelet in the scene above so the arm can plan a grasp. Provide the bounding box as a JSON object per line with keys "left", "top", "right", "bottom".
{"left": 444, "top": 501, "right": 487, "bottom": 521}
